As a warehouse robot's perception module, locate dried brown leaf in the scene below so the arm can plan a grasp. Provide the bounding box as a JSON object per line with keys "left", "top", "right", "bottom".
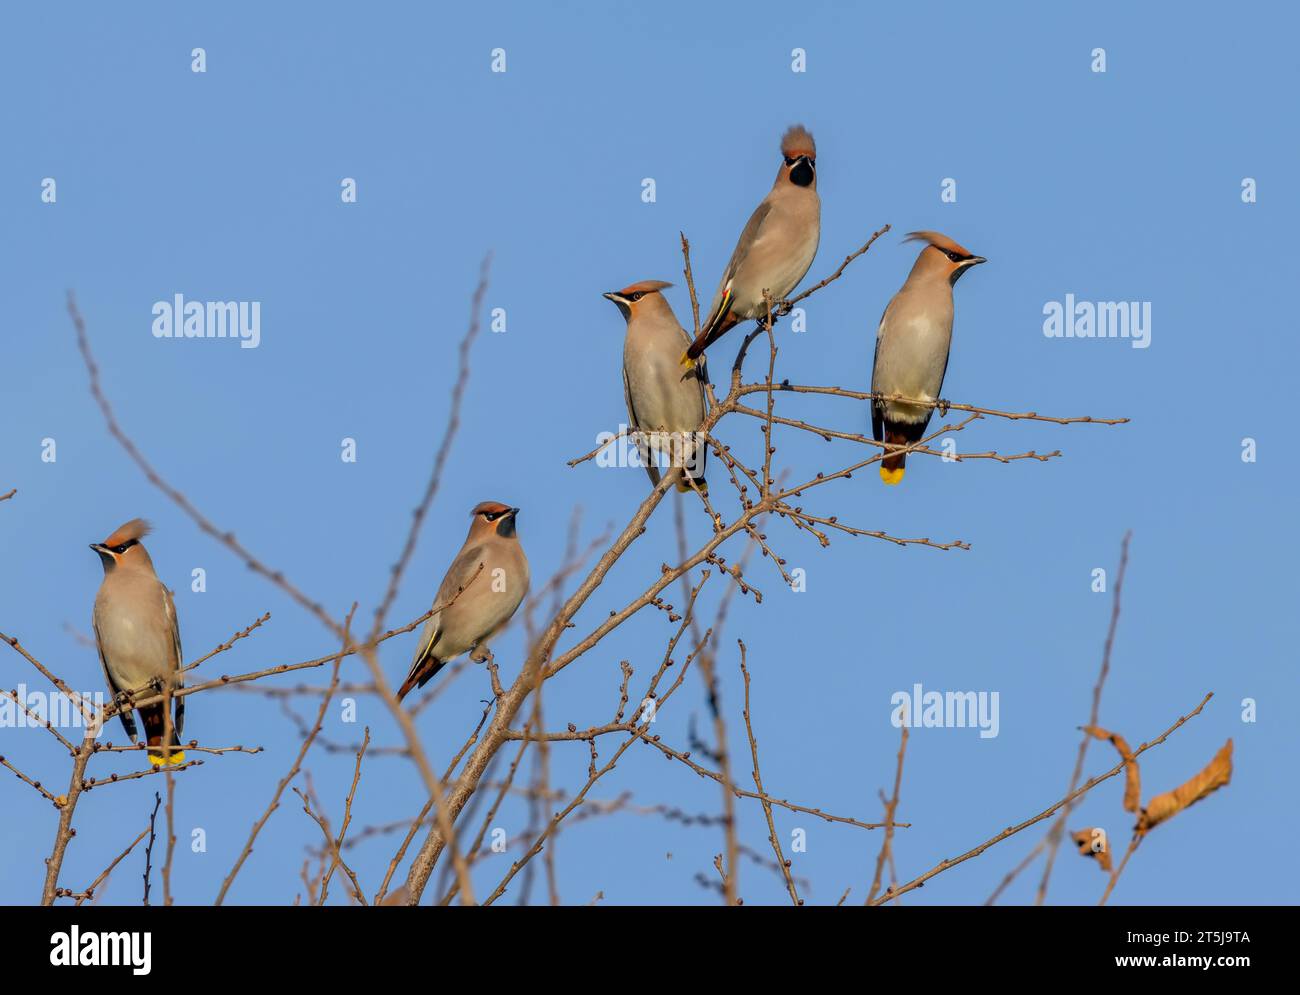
{"left": 1082, "top": 725, "right": 1141, "bottom": 813}
{"left": 1071, "top": 827, "right": 1113, "bottom": 872}
{"left": 1137, "top": 739, "right": 1233, "bottom": 836}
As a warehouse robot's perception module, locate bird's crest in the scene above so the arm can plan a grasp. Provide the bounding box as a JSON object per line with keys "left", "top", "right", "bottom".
{"left": 904, "top": 230, "right": 973, "bottom": 257}
{"left": 781, "top": 124, "right": 816, "bottom": 159}
{"left": 471, "top": 501, "right": 513, "bottom": 516}
{"left": 103, "top": 518, "right": 152, "bottom": 546}
{"left": 616, "top": 280, "right": 672, "bottom": 297}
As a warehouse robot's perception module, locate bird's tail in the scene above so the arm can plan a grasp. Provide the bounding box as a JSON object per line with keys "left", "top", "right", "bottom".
{"left": 676, "top": 476, "right": 708, "bottom": 496}
{"left": 397, "top": 654, "right": 445, "bottom": 702}
{"left": 141, "top": 703, "right": 186, "bottom": 766}
{"left": 682, "top": 289, "right": 736, "bottom": 367}
{"left": 147, "top": 747, "right": 186, "bottom": 768}
{"left": 880, "top": 426, "right": 915, "bottom": 485}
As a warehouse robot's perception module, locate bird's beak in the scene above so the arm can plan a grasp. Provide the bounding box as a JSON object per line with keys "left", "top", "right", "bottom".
{"left": 509, "top": 507, "right": 520, "bottom": 517}
{"left": 89, "top": 543, "right": 108, "bottom": 554}
{"left": 969, "top": 256, "right": 988, "bottom": 266}
{"left": 604, "top": 292, "right": 631, "bottom": 318}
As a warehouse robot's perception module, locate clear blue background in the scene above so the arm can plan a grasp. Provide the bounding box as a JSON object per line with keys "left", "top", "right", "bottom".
{"left": 1, "top": 1, "right": 1294, "bottom": 905}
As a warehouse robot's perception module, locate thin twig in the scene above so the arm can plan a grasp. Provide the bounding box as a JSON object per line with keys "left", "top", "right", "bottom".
{"left": 739, "top": 642, "right": 799, "bottom": 905}
{"left": 214, "top": 607, "right": 355, "bottom": 905}
{"left": 73, "top": 823, "right": 151, "bottom": 907}
{"left": 867, "top": 725, "right": 908, "bottom": 905}
{"left": 873, "top": 692, "right": 1214, "bottom": 905}
{"left": 1035, "top": 531, "right": 1132, "bottom": 904}
{"left": 142, "top": 792, "right": 162, "bottom": 906}
{"left": 320, "top": 727, "right": 370, "bottom": 904}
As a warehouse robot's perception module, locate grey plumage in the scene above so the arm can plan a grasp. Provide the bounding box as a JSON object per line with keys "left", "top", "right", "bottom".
{"left": 399, "top": 502, "right": 530, "bottom": 700}
{"left": 685, "top": 124, "right": 821, "bottom": 362}
{"left": 605, "top": 280, "right": 708, "bottom": 493}
{"left": 90, "top": 518, "right": 186, "bottom": 765}
{"left": 871, "top": 231, "right": 987, "bottom": 484}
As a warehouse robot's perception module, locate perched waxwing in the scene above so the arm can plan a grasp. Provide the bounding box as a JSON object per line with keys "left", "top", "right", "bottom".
{"left": 683, "top": 124, "right": 821, "bottom": 365}
{"left": 604, "top": 280, "right": 709, "bottom": 494}
{"left": 871, "top": 231, "right": 987, "bottom": 484}
{"left": 399, "top": 502, "right": 530, "bottom": 701}
{"left": 90, "top": 519, "right": 186, "bottom": 766}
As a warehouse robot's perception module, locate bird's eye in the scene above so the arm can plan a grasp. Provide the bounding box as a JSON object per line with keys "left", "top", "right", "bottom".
{"left": 484, "top": 512, "right": 499, "bottom": 522}
{"left": 630, "top": 292, "right": 644, "bottom": 302}
{"left": 113, "top": 544, "right": 129, "bottom": 554}
{"left": 946, "top": 251, "right": 962, "bottom": 262}
{"left": 784, "top": 156, "right": 796, "bottom": 166}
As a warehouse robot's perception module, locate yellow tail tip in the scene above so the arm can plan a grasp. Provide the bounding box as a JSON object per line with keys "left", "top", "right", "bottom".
{"left": 677, "top": 478, "right": 707, "bottom": 495}
{"left": 679, "top": 351, "right": 697, "bottom": 370}
{"left": 148, "top": 750, "right": 186, "bottom": 767}
{"left": 880, "top": 466, "right": 905, "bottom": 486}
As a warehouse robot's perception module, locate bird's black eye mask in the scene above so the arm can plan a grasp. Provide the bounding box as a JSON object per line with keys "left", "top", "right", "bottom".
{"left": 111, "top": 539, "right": 138, "bottom": 554}
{"left": 604, "top": 291, "right": 647, "bottom": 319}
{"left": 948, "top": 256, "right": 982, "bottom": 286}
{"left": 785, "top": 156, "right": 815, "bottom": 187}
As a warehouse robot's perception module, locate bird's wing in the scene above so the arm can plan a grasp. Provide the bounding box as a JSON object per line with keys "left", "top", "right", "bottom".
{"left": 162, "top": 587, "right": 183, "bottom": 676}
{"left": 411, "top": 621, "right": 442, "bottom": 668}
{"left": 413, "top": 543, "right": 486, "bottom": 663}
{"left": 677, "top": 326, "right": 709, "bottom": 482}
{"left": 703, "top": 200, "right": 775, "bottom": 327}
{"left": 925, "top": 350, "right": 950, "bottom": 436}
{"left": 402, "top": 543, "right": 493, "bottom": 696}
{"left": 439, "top": 543, "right": 490, "bottom": 608}
{"left": 691, "top": 201, "right": 774, "bottom": 362}
{"left": 622, "top": 365, "right": 641, "bottom": 432}
{"left": 163, "top": 585, "right": 185, "bottom": 738}
{"left": 870, "top": 312, "right": 887, "bottom": 442}
{"left": 722, "top": 200, "right": 775, "bottom": 286}
{"left": 623, "top": 365, "right": 660, "bottom": 487}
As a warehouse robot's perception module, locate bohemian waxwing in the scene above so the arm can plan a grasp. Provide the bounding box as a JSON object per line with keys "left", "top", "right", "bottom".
{"left": 684, "top": 124, "right": 821, "bottom": 365}
{"left": 871, "top": 231, "right": 987, "bottom": 484}
{"left": 604, "top": 280, "right": 709, "bottom": 494}
{"left": 399, "top": 502, "right": 530, "bottom": 701}
{"left": 90, "top": 518, "right": 186, "bottom": 766}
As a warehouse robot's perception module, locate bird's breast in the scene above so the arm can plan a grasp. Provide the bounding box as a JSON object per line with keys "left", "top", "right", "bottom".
{"left": 873, "top": 308, "right": 953, "bottom": 417}
{"left": 625, "top": 336, "right": 706, "bottom": 433}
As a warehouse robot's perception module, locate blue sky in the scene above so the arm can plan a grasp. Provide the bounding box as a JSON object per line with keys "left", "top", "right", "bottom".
{"left": 1, "top": 1, "right": 1295, "bottom": 905}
